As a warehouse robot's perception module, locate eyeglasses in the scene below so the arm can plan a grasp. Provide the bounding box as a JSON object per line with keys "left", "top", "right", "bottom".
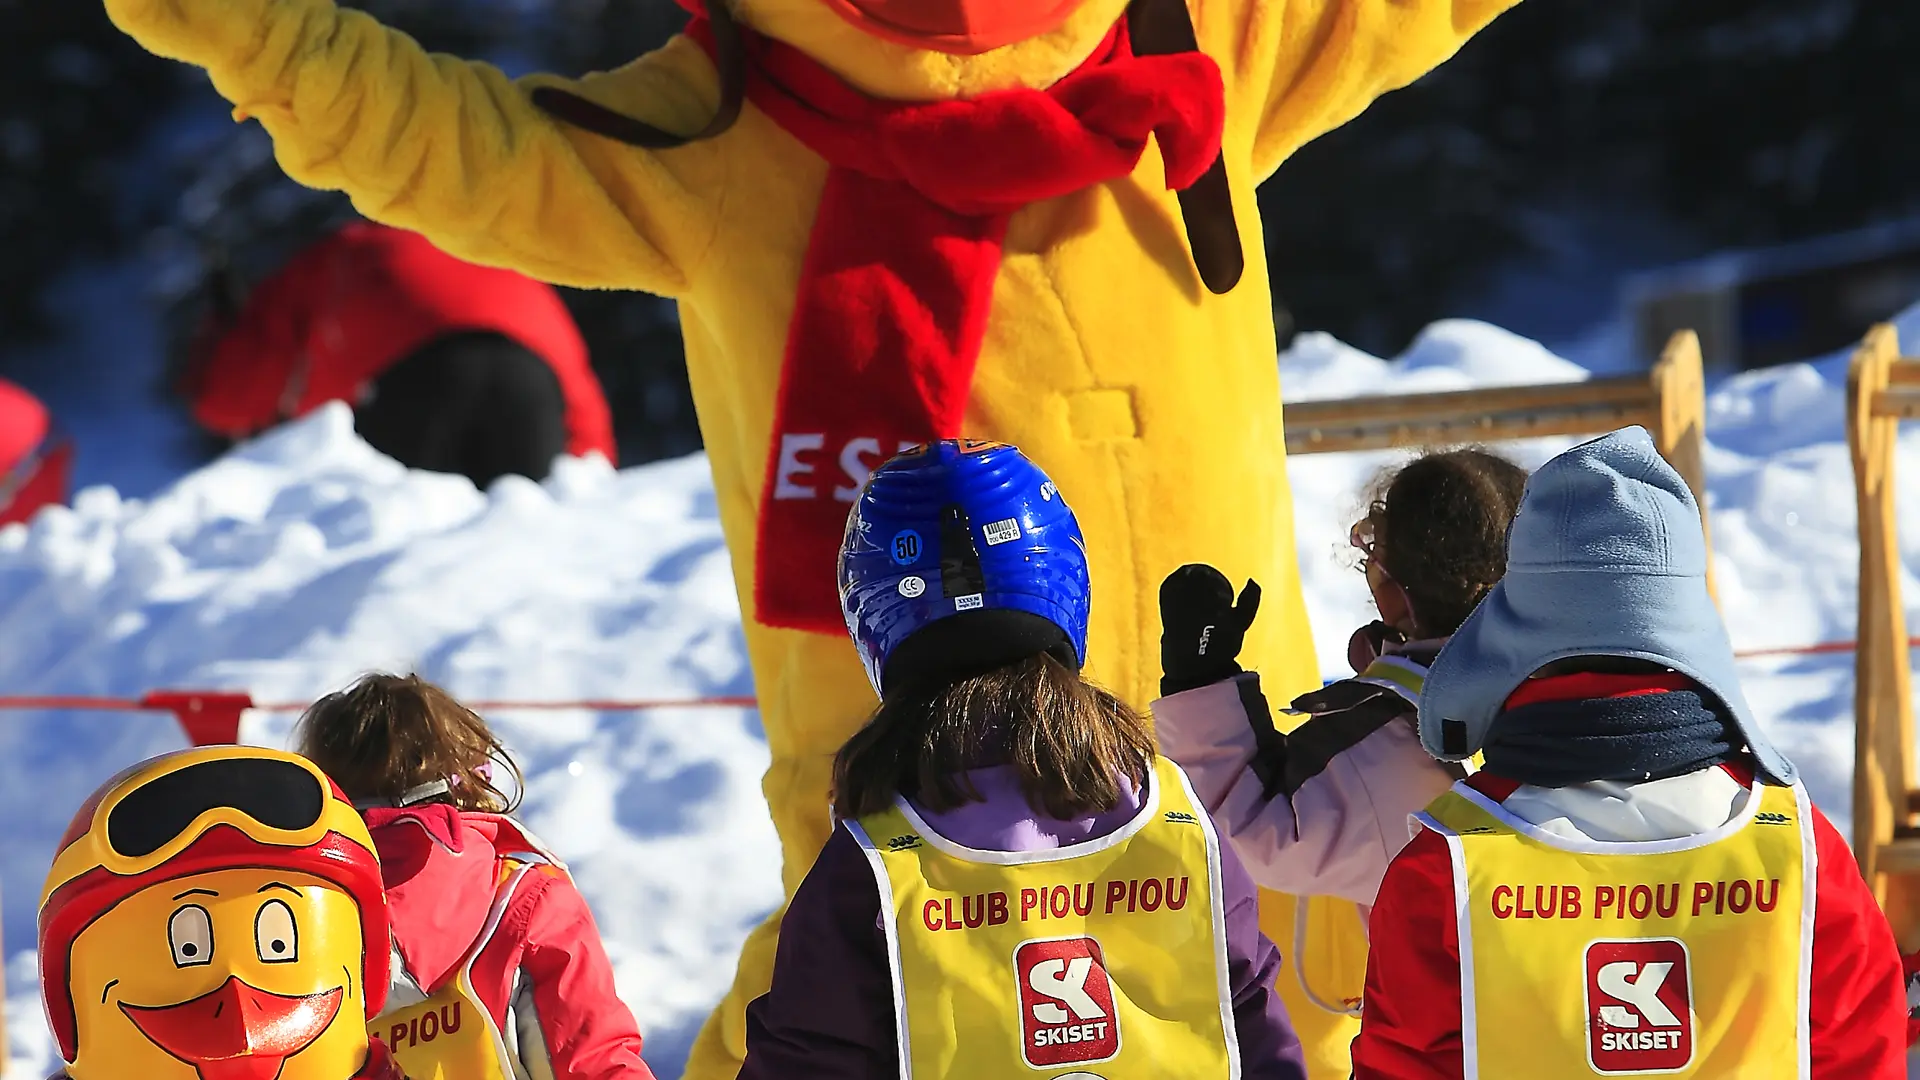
{"left": 1348, "top": 503, "right": 1392, "bottom": 579}
{"left": 1348, "top": 518, "right": 1376, "bottom": 558}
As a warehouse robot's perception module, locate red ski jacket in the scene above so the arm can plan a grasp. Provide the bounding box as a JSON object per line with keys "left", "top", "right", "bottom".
{"left": 190, "top": 222, "right": 615, "bottom": 462}
{"left": 1352, "top": 770, "right": 1908, "bottom": 1079}
{"left": 0, "top": 378, "right": 68, "bottom": 525}
{"left": 364, "top": 804, "right": 654, "bottom": 1079}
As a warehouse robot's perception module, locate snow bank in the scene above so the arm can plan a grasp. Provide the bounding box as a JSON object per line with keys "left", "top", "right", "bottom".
{"left": 0, "top": 405, "right": 777, "bottom": 1077}
{"left": 1282, "top": 304, "right": 1920, "bottom": 842}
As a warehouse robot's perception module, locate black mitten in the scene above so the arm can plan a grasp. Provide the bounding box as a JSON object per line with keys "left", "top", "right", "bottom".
{"left": 1159, "top": 564, "right": 1261, "bottom": 697}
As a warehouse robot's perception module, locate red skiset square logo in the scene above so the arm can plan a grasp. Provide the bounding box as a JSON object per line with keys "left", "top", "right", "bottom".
{"left": 1584, "top": 938, "right": 1695, "bottom": 1074}
{"left": 1015, "top": 936, "right": 1120, "bottom": 1068}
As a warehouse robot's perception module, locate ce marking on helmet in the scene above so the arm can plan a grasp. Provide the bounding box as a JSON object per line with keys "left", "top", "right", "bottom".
{"left": 897, "top": 576, "right": 927, "bottom": 598}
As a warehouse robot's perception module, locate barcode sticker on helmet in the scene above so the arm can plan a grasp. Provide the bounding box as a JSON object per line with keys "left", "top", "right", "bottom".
{"left": 955, "top": 594, "right": 984, "bottom": 611}
{"left": 983, "top": 518, "right": 1022, "bottom": 546}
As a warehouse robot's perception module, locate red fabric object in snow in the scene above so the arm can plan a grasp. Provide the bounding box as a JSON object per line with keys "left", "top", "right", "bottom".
{"left": 683, "top": 17, "right": 1226, "bottom": 633}
{"left": 189, "top": 223, "right": 616, "bottom": 463}
{"left": 1352, "top": 786, "right": 1910, "bottom": 1079}
{"left": 0, "top": 378, "right": 68, "bottom": 525}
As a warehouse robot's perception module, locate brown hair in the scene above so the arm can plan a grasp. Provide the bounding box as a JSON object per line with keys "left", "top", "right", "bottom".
{"left": 1366, "top": 448, "right": 1530, "bottom": 639}
{"left": 295, "top": 673, "right": 523, "bottom": 813}
{"left": 832, "top": 653, "right": 1156, "bottom": 822}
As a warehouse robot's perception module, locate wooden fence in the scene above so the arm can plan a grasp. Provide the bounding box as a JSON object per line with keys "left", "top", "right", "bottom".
{"left": 1282, "top": 329, "right": 1716, "bottom": 598}
{"left": 1847, "top": 322, "right": 1920, "bottom": 947}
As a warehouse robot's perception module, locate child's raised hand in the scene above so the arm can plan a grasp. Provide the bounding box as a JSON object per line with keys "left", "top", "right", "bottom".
{"left": 1159, "top": 564, "right": 1261, "bottom": 697}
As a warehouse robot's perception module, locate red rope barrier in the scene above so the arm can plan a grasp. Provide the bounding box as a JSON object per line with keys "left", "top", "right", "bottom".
{"left": 1731, "top": 640, "right": 1868, "bottom": 660}
{"left": 0, "top": 634, "right": 1900, "bottom": 745}
{"left": 0, "top": 691, "right": 761, "bottom": 746}
{"left": 267, "top": 696, "right": 761, "bottom": 713}
{"left": 0, "top": 694, "right": 759, "bottom": 712}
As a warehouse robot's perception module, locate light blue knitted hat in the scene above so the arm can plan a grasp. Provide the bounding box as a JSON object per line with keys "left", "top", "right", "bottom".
{"left": 1417, "top": 426, "right": 1795, "bottom": 784}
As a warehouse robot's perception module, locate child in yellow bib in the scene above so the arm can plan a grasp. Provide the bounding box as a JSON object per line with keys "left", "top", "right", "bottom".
{"left": 297, "top": 674, "right": 660, "bottom": 1080}
{"left": 1351, "top": 427, "right": 1906, "bottom": 1080}
{"left": 741, "top": 440, "right": 1308, "bottom": 1079}
{"left": 850, "top": 755, "right": 1235, "bottom": 1076}
{"left": 1420, "top": 772, "right": 1813, "bottom": 1076}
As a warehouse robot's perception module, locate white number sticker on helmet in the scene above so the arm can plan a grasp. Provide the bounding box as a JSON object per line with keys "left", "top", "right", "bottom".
{"left": 983, "top": 518, "right": 1022, "bottom": 546}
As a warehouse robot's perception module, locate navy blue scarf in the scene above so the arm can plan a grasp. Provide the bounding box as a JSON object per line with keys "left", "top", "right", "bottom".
{"left": 1481, "top": 688, "right": 1738, "bottom": 788}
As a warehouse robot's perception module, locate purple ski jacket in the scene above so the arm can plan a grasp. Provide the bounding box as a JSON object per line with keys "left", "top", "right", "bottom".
{"left": 739, "top": 758, "right": 1308, "bottom": 1079}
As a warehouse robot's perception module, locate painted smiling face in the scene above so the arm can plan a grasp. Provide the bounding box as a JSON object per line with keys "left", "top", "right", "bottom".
{"left": 70, "top": 868, "right": 367, "bottom": 1080}
{"left": 40, "top": 747, "right": 392, "bottom": 1080}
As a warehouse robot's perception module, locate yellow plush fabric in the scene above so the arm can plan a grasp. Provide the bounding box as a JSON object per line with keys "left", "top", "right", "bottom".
{"left": 101, "top": 0, "right": 1519, "bottom": 1075}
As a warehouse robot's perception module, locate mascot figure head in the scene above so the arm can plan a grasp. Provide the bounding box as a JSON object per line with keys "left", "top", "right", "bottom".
{"left": 719, "top": 0, "right": 1137, "bottom": 98}
{"left": 40, "top": 746, "right": 395, "bottom": 1080}
{"left": 536, "top": 0, "right": 1241, "bottom": 292}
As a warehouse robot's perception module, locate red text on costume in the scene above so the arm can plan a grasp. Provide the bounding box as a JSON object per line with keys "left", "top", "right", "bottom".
{"left": 771, "top": 435, "right": 920, "bottom": 502}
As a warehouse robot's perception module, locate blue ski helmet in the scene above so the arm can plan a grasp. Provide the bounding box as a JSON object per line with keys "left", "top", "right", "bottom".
{"left": 839, "top": 440, "right": 1091, "bottom": 697}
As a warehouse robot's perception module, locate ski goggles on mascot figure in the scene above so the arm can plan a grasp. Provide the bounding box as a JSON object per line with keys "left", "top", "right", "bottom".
{"left": 39, "top": 746, "right": 405, "bottom": 1080}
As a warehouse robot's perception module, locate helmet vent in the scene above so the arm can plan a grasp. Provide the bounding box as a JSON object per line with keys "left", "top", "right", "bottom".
{"left": 939, "top": 504, "right": 986, "bottom": 600}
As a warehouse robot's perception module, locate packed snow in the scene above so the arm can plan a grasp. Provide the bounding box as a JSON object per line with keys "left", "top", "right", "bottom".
{"left": 2, "top": 306, "right": 1919, "bottom": 1077}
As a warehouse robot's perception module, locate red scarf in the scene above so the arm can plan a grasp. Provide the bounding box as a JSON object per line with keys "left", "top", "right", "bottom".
{"left": 684, "top": 18, "right": 1225, "bottom": 633}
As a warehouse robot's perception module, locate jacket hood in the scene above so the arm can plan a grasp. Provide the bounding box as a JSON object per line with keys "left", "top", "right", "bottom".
{"left": 1418, "top": 426, "right": 1795, "bottom": 785}
{"left": 363, "top": 805, "right": 553, "bottom": 993}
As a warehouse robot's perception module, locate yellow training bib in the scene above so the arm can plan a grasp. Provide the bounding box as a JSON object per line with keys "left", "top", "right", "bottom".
{"left": 1417, "top": 779, "right": 1814, "bottom": 1079}
{"left": 848, "top": 756, "right": 1238, "bottom": 1079}
{"left": 373, "top": 858, "right": 540, "bottom": 1080}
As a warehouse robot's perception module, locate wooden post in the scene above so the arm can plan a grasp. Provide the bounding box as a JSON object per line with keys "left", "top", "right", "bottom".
{"left": 1650, "top": 331, "right": 1716, "bottom": 601}
{"left": 1848, "top": 323, "right": 1919, "bottom": 944}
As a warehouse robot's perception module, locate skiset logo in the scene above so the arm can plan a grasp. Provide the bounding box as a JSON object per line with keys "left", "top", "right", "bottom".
{"left": 1015, "top": 936, "right": 1120, "bottom": 1068}
{"left": 1584, "top": 938, "right": 1695, "bottom": 1074}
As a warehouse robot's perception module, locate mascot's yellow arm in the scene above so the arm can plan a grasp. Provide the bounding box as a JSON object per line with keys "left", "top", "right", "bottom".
{"left": 1198, "top": 0, "right": 1519, "bottom": 179}
{"left": 104, "top": 0, "right": 1519, "bottom": 282}
{"left": 101, "top": 0, "right": 727, "bottom": 294}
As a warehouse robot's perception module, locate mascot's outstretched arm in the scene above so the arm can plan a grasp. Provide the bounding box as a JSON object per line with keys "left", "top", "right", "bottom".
{"left": 1199, "top": 0, "right": 1520, "bottom": 179}
{"left": 102, "top": 0, "right": 725, "bottom": 293}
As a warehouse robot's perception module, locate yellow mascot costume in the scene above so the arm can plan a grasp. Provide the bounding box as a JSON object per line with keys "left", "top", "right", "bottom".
{"left": 38, "top": 746, "right": 404, "bottom": 1080}
{"left": 100, "top": 0, "right": 1519, "bottom": 1074}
